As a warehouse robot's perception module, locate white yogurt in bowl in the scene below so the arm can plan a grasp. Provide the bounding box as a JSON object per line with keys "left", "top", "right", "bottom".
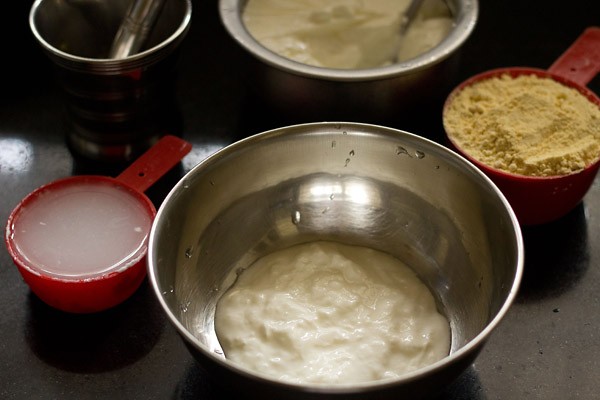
{"left": 214, "top": 241, "right": 450, "bottom": 384}
{"left": 242, "top": 0, "right": 454, "bottom": 69}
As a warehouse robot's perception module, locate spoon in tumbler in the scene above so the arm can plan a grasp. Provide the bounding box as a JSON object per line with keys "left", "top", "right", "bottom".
{"left": 109, "top": 0, "right": 166, "bottom": 59}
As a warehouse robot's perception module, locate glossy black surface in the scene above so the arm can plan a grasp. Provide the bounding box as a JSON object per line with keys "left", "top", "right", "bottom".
{"left": 2, "top": 1, "right": 600, "bottom": 399}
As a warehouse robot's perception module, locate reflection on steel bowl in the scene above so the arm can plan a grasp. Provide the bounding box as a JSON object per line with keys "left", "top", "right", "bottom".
{"left": 219, "top": 0, "right": 478, "bottom": 121}
{"left": 148, "top": 122, "right": 523, "bottom": 400}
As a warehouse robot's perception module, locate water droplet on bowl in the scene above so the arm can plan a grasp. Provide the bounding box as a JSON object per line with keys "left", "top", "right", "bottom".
{"left": 185, "top": 247, "right": 193, "bottom": 258}
{"left": 180, "top": 301, "right": 191, "bottom": 313}
{"left": 292, "top": 211, "right": 301, "bottom": 225}
{"left": 162, "top": 285, "right": 175, "bottom": 296}
{"left": 416, "top": 151, "right": 425, "bottom": 159}
{"left": 396, "top": 146, "right": 412, "bottom": 157}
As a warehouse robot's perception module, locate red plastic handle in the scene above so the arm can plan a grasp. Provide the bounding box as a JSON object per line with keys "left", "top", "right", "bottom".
{"left": 116, "top": 135, "right": 192, "bottom": 193}
{"left": 548, "top": 26, "right": 600, "bottom": 86}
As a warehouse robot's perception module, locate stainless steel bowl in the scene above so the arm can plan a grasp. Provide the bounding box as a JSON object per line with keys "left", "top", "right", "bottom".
{"left": 219, "top": 0, "right": 478, "bottom": 121}
{"left": 148, "top": 122, "right": 523, "bottom": 399}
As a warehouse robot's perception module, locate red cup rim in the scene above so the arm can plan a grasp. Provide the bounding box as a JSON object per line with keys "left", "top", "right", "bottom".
{"left": 443, "top": 67, "right": 600, "bottom": 181}
{"left": 5, "top": 175, "right": 157, "bottom": 283}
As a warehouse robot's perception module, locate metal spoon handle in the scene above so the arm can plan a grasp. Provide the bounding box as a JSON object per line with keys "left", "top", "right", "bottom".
{"left": 400, "top": 0, "right": 426, "bottom": 34}
{"left": 109, "top": 0, "right": 166, "bottom": 59}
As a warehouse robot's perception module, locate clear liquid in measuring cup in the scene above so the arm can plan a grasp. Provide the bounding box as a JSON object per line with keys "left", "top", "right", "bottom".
{"left": 11, "top": 181, "right": 153, "bottom": 279}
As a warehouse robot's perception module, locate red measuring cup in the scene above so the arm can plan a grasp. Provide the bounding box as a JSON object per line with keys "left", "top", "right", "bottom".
{"left": 443, "top": 27, "right": 600, "bottom": 225}
{"left": 5, "top": 135, "right": 192, "bottom": 313}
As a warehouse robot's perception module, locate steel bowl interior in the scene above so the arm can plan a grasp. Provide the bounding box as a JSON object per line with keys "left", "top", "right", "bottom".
{"left": 148, "top": 122, "right": 523, "bottom": 398}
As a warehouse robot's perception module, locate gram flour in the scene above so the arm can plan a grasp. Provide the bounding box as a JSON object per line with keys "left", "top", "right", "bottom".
{"left": 443, "top": 74, "right": 600, "bottom": 176}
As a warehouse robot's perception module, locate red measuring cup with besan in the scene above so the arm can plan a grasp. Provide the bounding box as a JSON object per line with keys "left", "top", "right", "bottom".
{"left": 443, "top": 27, "right": 600, "bottom": 225}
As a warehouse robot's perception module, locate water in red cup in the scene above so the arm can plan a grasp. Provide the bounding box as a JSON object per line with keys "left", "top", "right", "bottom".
{"left": 5, "top": 135, "right": 192, "bottom": 313}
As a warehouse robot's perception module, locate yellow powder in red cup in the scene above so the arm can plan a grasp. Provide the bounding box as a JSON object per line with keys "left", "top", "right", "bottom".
{"left": 443, "top": 74, "right": 600, "bottom": 177}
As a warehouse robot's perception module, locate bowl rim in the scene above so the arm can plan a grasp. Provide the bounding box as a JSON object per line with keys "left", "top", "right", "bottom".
{"left": 218, "top": 0, "right": 479, "bottom": 82}
{"left": 147, "top": 121, "right": 524, "bottom": 393}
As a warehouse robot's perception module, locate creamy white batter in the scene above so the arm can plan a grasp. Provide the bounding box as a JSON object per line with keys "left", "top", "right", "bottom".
{"left": 242, "top": 0, "right": 454, "bottom": 69}
{"left": 214, "top": 241, "right": 450, "bottom": 384}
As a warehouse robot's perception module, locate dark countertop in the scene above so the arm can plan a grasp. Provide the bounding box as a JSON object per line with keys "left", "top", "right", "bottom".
{"left": 2, "top": 1, "right": 600, "bottom": 399}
